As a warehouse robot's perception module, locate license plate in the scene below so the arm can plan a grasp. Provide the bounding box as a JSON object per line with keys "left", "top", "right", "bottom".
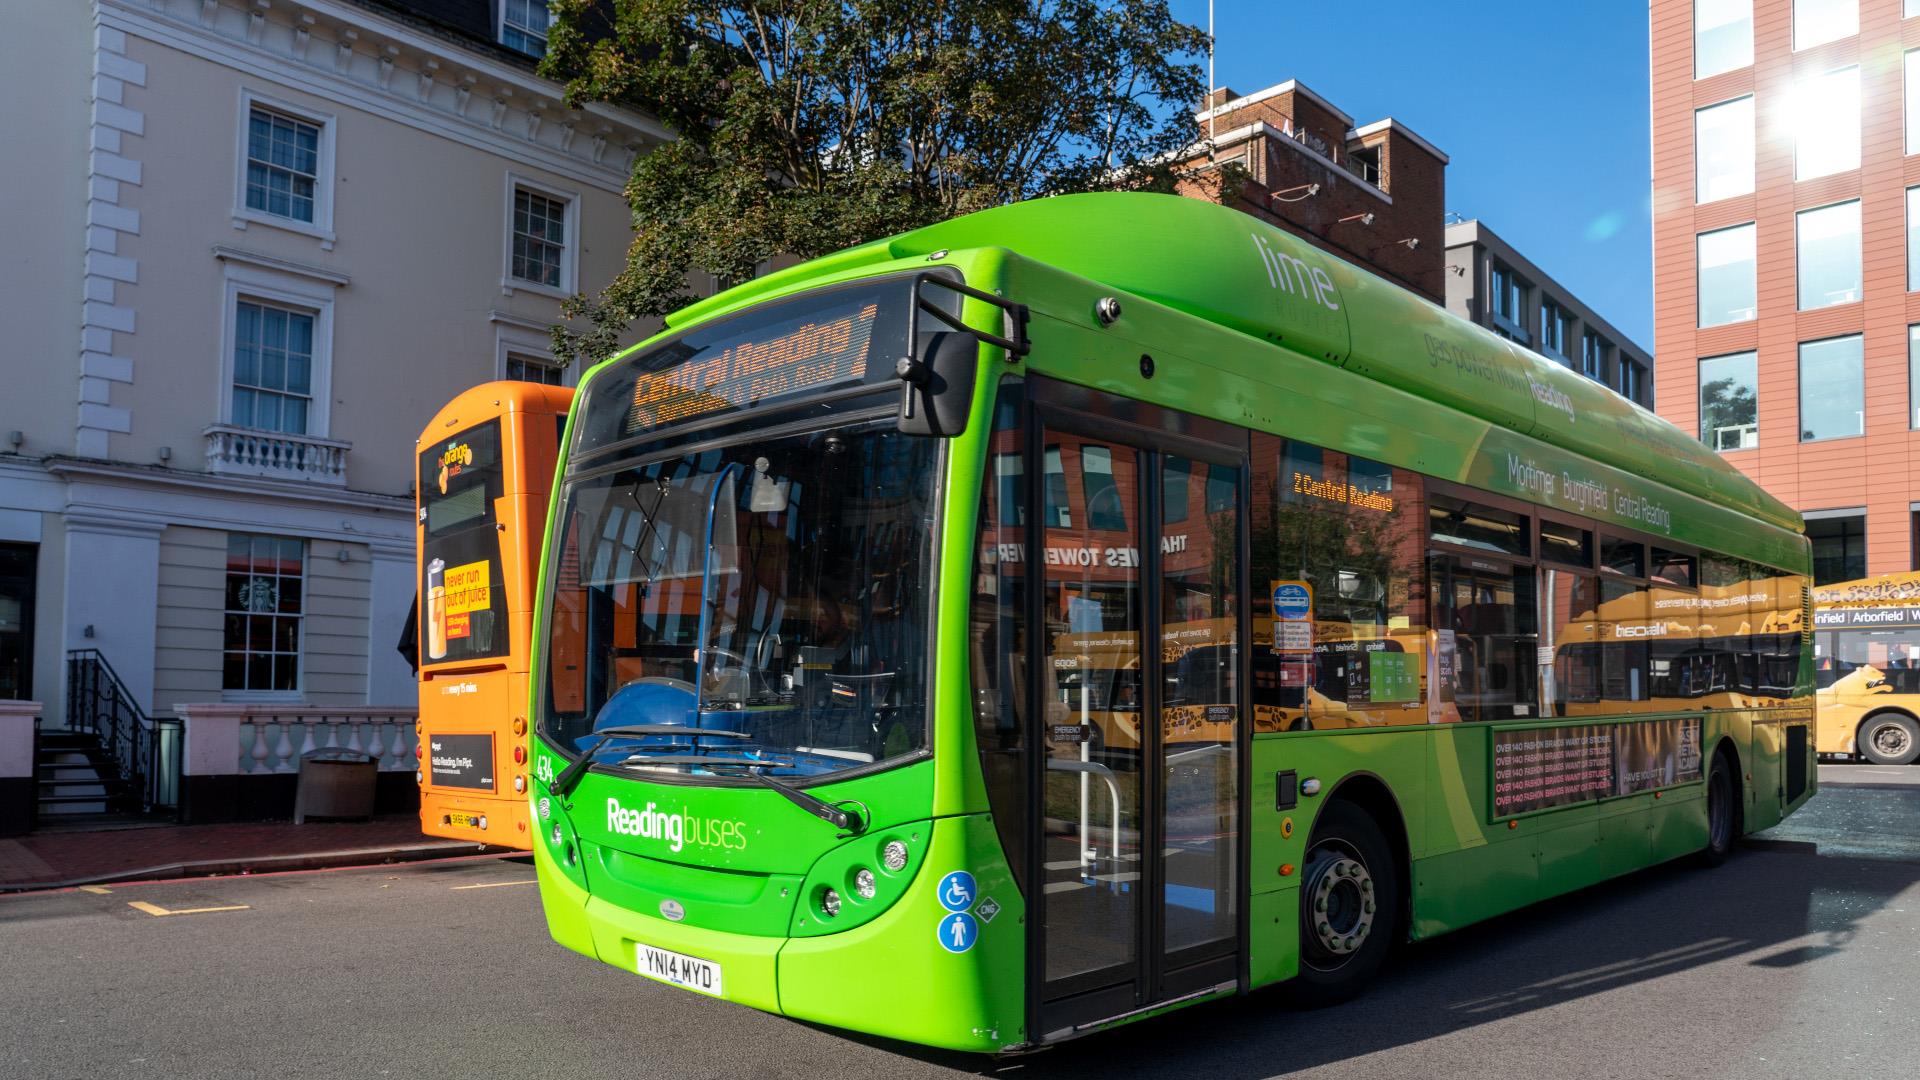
{"left": 447, "top": 811, "right": 480, "bottom": 828}
{"left": 636, "top": 942, "right": 724, "bottom": 997}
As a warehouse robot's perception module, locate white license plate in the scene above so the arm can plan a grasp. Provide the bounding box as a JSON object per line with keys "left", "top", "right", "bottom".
{"left": 635, "top": 942, "right": 724, "bottom": 998}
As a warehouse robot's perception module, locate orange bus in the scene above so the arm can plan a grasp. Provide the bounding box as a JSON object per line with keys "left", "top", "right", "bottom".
{"left": 415, "top": 381, "right": 572, "bottom": 846}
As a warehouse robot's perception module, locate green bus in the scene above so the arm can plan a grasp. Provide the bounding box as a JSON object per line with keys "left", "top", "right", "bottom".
{"left": 526, "top": 192, "right": 1816, "bottom": 1052}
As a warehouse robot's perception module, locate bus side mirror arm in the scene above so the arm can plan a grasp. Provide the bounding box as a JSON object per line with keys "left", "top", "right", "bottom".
{"left": 897, "top": 274, "right": 1029, "bottom": 438}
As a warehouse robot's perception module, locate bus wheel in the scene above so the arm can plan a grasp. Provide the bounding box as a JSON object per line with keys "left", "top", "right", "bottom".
{"left": 1698, "top": 749, "right": 1739, "bottom": 867}
{"left": 1285, "top": 802, "right": 1400, "bottom": 1006}
{"left": 1858, "top": 713, "right": 1920, "bottom": 766}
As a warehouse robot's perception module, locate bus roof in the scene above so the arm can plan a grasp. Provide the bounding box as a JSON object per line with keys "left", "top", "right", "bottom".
{"left": 664, "top": 192, "right": 1799, "bottom": 537}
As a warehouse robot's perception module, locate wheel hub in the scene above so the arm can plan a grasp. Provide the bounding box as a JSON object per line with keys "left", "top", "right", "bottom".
{"left": 1309, "top": 854, "right": 1376, "bottom": 956}
{"left": 1872, "top": 723, "right": 1912, "bottom": 758}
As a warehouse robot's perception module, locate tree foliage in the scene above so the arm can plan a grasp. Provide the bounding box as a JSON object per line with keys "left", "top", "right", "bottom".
{"left": 543, "top": 0, "right": 1210, "bottom": 361}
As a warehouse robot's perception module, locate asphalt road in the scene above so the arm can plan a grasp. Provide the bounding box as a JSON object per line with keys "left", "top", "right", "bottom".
{"left": 3, "top": 764, "right": 1917, "bottom": 1080}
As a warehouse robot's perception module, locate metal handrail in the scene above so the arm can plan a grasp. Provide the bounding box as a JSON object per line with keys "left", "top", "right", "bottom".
{"left": 64, "top": 650, "right": 182, "bottom": 816}
{"left": 1047, "top": 757, "right": 1124, "bottom": 878}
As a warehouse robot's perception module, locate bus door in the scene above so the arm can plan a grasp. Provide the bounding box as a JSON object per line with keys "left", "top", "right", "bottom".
{"left": 1030, "top": 401, "right": 1246, "bottom": 1034}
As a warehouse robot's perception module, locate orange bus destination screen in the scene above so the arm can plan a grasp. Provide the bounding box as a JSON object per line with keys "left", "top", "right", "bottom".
{"left": 624, "top": 301, "right": 881, "bottom": 433}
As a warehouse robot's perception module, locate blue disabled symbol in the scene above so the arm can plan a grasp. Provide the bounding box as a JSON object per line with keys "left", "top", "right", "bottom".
{"left": 937, "top": 871, "right": 977, "bottom": 912}
{"left": 938, "top": 911, "right": 979, "bottom": 953}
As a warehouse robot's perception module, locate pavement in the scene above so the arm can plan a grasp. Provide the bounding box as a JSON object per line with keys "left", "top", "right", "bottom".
{"left": 0, "top": 814, "right": 495, "bottom": 892}
{"left": 1, "top": 763, "right": 1916, "bottom": 1080}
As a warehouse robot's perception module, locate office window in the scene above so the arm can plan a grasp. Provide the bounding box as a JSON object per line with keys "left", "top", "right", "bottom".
{"left": 1794, "top": 0, "right": 1857, "bottom": 50}
{"left": 1911, "top": 0, "right": 1920, "bottom": 18}
{"left": 244, "top": 106, "right": 320, "bottom": 224}
{"left": 1796, "top": 200, "right": 1861, "bottom": 310}
{"left": 1910, "top": 52, "right": 1920, "bottom": 154}
{"left": 1699, "top": 351, "right": 1758, "bottom": 451}
{"left": 1540, "top": 298, "right": 1570, "bottom": 358}
{"left": 1697, "top": 0, "right": 1753, "bottom": 78}
{"left": 1800, "top": 335, "right": 1865, "bottom": 442}
{"left": 1808, "top": 514, "right": 1866, "bottom": 585}
{"left": 1581, "top": 329, "right": 1607, "bottom": 379}
{"left": 506, "top": 353, "right": 565, "bottom": 385}
{"left": 1910, "top": 327, "right": 1920, "bottom": 428}
{"left": 1697, "top": 223, "right": 1757, "bottom": 327}
{"left": 1695, "top": 97, "right": 1754, "bottom": 204}
{"left": 1619, "top": 359, "right": 1642, "bottom": 403}
{"left": 231, "top": 299, "right": 314, "bottom": 435}
{"left": 224, "top": 534, "right": 304, "bottom": 692}
{"left": 501, "top": 0, "right": 551, "bottom": 57}
{"left": 1491, "top": 263, "right": 1528, "bottom": 341}
{"left": 1794, "top": 67, "right": 1860, "bottom": 180}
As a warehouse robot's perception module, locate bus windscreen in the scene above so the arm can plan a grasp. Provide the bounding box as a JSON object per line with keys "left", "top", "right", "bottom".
{"left": 419, "top": 419, "right": 508, "bottom": 664}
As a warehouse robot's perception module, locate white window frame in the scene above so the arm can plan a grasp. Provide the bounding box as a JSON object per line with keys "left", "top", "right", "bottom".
{"left": 501, "top": 172, "right": 581, "bottom": 299}
{"left": 499, "top": 0, "right": 553, "bottom": 57}
{"left": 493, "top": 315, "right": 573, "bottom": 386}
{"left": 215, "top": 257, "right": 338, "bottom": 437}
{"left": 221, "top": 532, "right": 307, "bottom": 705}
{"left": 231, "top": 88, "right": 337, "bottom": 249}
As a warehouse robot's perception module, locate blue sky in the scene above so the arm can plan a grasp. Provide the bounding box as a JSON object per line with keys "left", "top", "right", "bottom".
{"left": 1169, "top": 0, "right": 1654, "bottom": 350}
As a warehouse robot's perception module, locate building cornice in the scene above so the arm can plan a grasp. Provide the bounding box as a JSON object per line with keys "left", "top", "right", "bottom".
{"left": 1195, "top": 80, "right": 1354, "bottom": 127}
{"left": 97, "top": 0, "right": 670, "bottom": 193}
{"left": 212, "top": 244, "right": 352, "bottom": 287}
{"left": 1348, "top": 118, "right": 1450, "bottom": 165}
{"left": 44, "top": 456, "right": 411, "bottom": 515}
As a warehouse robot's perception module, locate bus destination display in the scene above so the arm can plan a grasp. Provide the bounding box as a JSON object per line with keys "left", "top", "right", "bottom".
{"left": 626, "top": 301, "right": 880, "bottom": 432}
{"left": 1492, "top": 717, "right": 1702, "bottom": 817}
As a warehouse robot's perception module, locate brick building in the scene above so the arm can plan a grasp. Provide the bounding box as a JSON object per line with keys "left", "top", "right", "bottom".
{"left": 1650, "top": 0, "right": 1920, "bottom": 581}
{"left": 1180, "top": 82, "right": 1448, "bottom": 303}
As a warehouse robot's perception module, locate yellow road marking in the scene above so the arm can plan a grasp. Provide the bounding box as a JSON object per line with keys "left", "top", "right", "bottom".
{"left": 127, "top": 901, "right": 250, "bottom": 917}
{"left": 79, "top": 886, "right": 112, "bottom": 895}
{"left": 451, "top": 879, "right": 537, "bottom": 890}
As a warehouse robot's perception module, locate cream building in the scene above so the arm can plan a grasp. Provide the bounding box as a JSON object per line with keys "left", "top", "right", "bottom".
{"left": 0, "top": 0, "right": 664, "bottom": 772}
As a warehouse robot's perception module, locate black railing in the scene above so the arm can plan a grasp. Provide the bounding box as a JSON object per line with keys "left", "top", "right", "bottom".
{"left": 64, "top": 649, "right": 182, "bottom": 816}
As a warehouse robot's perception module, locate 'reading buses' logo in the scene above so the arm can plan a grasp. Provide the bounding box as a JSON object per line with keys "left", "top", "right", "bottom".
{"left": 606, "top": 798, "right": 747, "bottom": 853}
{"left": 435, "top": 441, "right": 474, "bottom": 494}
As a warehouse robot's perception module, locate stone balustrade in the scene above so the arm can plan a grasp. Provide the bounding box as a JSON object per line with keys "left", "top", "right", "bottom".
{"left": 203, "top": 423, "right": 352, "bottom": 486}
{"left": 175, "top": 703, "right": 418, "bottom": 776}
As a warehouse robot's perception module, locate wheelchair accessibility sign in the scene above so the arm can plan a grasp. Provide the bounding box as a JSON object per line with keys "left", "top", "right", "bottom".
{"left": 937, "top": 871, "right": 977, "bottom": 912}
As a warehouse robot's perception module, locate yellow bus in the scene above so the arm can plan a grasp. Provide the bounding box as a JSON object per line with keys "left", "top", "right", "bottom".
{"left": 415, "top": 381, "right": 572, "bottom": 845}
{"left": 1813, "top": 570, "right": 1920, "bottom": 764}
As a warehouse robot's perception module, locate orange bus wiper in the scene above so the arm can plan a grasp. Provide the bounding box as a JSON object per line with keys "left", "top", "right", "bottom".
{"left": 549, "top": 725, "right": 749, "bottom": 797}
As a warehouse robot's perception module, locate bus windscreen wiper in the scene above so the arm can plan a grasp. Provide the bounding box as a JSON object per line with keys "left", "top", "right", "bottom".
{"left": 549, "top": 725, "right": 750, "bottom": 797}
{"left": 739, "top": 767, "right": 866, "bottom": 836}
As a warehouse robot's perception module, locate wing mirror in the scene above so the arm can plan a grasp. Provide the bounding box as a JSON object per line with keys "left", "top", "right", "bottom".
{"left": 896, "top": 273, "right": 1029, "bottom": 438}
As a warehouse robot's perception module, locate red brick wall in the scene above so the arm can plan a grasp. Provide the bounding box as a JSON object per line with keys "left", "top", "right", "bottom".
{"left": 1651, "top": 0, "right": 1917, "bottom": 572}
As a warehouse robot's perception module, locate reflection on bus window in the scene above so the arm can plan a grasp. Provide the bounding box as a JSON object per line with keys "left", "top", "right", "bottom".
{"left": 1043, "top": 446, "right": 1071, "bottom": 528}
{"left": 1081, "top": 446, "right": 1128, "bottom": 531}
{"left": 1429, "top": 497, "right": 1529, "bottom": 557}
{"left": 1251, "top": 435, "right": 1428, "bottom": 730}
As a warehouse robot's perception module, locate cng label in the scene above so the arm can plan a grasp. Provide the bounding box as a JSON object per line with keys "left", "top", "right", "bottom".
{"left": 938, "top": 912, "right": 979, "bottom": 953}
{"left": 937, "top": 871, "right": 977, "bottom": 912}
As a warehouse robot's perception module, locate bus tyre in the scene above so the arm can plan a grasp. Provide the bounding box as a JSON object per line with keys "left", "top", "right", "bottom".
{"left": 1284, "top": 801, "right": 1400, "bottom": 1007}
{"left": 1858, "top": 712, "right": 1920, "bottom": 766}
{"left": 1698, "top": 748, "right": 1740, "bottom": 867}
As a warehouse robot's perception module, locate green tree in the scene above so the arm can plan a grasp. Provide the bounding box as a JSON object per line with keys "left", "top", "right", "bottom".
{"left": 543, "top": 0, "right": 1211, "bottom": 361}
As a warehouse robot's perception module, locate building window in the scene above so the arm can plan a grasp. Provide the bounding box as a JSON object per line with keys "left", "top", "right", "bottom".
{"left": 1697, "top": 223, "right": 1756, "bottom": 328}
{"left": 1695, "top": 96, "right": 1753, "bottom": 204}
{"left": 224, "top": 534, "right": 303, "bottom": 693}
{"left": 1580, "top": 329, "right": 1607, "bottom": 380}
{"left": 506, "top": 353, "right": 565, "bottom": 385}
{"left": 1794, "top": 0, "right": 1857, "bottom": 51}
{"left": 1080, "top": 446, "right": 1128, "bottom": 531}
{"left": 500, "top": 0, "right": 552, "bottom": 57}
{"left": 244, "top": 107, "right": 320, "bottom": 223}
{"left": 1910, "top": 52, "right": 1920, "bottom": 154}
{"left": 232, "top": 299, "right": 314, "bottom": 434}
{"left": 1807, "top": 514, "right": 1866, "bottom": 586}
{"left": 1618, "top": 359, "right": 1642, "bottom": 403}
{"left": 504, "top": 177, "right": 578, "bottom": 295}
{"left": 1697, "top": 0, "right": 1753, "bottom": 78}
{"left": 1347, "top": 143, "right": 1381, "bottom": 186}
{"left": 1796, "top": 200, "right": 1861, "bottom": 310}
{"left": 1699, "top": 351, "right": 1759, "bottom": 451}
{"left": 1794, "top": 67, "right": 1860, "bottom": 180}
{"left": 1800, "top": 335, "right": 1865, "bottom": 442}
{"left": 1490, "top": 263, "right": 1528, "bottom": 342}
{"left": 1539, "top": 298, "right": 1570, "bottom": 359}
{"left": 1910, "top": 327, "right": 1920, "bottom": 428}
